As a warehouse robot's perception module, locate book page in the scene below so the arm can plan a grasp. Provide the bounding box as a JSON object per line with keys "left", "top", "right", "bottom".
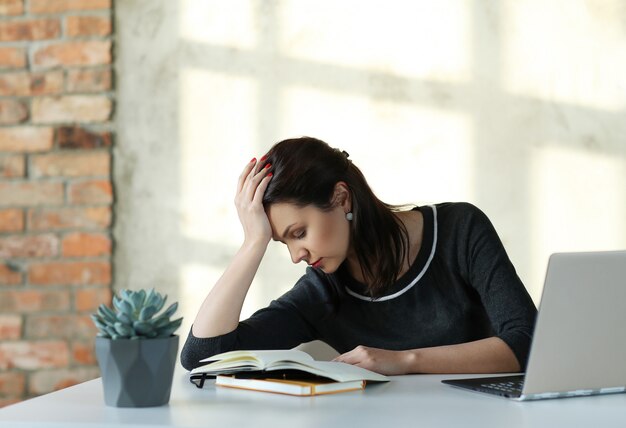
{"left": 266, "top": 360, "right": 389, "bottom": 383}
{"left": 193, "top": 349, "right": 316, "bottom": 374}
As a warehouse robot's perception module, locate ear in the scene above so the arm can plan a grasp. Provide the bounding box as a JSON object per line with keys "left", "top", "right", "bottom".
{"left": 332, "top": 181, "right": 351, "bottom": 211}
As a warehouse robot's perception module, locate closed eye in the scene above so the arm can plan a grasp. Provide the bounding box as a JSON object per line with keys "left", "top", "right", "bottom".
{"left": 294, "top": 230, "right": 306, "bottom": 239}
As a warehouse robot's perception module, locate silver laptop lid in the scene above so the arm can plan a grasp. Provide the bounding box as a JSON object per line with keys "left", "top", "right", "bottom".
{"left": 523, "top": 250, "right": 626, "bottom": 397}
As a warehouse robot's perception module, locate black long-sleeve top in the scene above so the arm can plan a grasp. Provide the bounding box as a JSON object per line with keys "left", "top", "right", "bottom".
{"left": 181, "top": 202, "right": 537, "bottom": 372}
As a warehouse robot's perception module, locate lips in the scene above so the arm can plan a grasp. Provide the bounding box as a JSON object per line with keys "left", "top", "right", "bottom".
{"left": 311, "top": 258, "right": 323, "bottom": 268}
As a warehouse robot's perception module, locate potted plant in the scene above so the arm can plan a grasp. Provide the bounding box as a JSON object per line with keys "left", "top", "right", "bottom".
{"left": 90, "top": 289, "right": 183, "bottom": 407}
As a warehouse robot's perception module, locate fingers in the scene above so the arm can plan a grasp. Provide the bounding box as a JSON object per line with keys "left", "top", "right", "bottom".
{"left": 236, "top": 157, "right": 273, "bottom": 206}
{"left": 252, "top": 170, "right": 273, "bottom": 205}
{"left": 333, "top": 346, "right": 407, "bottom": 375}
{"left": 241, "top": 163, "right": 271, "bottom": 201}
{"left": 333, "top": 347, "right": 360, "bottom": 364}
{"left": 237, "top": 158, "right": 257, "bottom": 195}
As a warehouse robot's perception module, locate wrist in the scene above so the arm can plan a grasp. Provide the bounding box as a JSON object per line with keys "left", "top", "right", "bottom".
{"left": 241, "top": 237, "right": 270, "bottom": 252}
{"left": 403, "top": 349, "right": 421, "bottom": 374}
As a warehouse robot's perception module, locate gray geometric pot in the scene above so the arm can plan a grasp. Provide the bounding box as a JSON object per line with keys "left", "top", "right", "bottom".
{"left": 95, "top": 335, "right": 179, "bottom": 407}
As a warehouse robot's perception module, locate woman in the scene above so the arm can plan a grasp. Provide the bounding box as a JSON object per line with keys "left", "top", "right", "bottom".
{"left": 181, "top": 137, "right": 537, "bottom": 375}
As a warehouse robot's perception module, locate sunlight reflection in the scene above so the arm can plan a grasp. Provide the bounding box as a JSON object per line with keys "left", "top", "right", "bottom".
{"left": 502, "top": 0, "right": 626, "bottom": 111}
{"left": 179, "top": 68, "right": 257, "bottom": 243}
{"left": 179, "top": 262, "right": 272, "bottom": 332}
{"left": 179, "top": 0, "right": 256, "bottom": 48}
{"left": 278, "top": 0, "right": 471, "bottom": 82}
{"left": 179, "top": 264, "right": 218, "bottom": 335}
{"left": 530, "top": 145, "right": 625, "bottom": 301}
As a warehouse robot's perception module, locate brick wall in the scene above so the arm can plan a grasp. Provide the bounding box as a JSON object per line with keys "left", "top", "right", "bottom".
{"left": 0, "top": 0, "right": 114, "bottom": 407}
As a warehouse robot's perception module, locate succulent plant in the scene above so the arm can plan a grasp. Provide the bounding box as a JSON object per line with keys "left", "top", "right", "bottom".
{"left": 91, "top": 289, "right": 183, "bottom": 339}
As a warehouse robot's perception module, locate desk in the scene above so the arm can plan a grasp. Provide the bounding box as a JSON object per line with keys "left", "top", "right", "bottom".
{"left": 1, "top": 365, "right": 624, "bottom": 428}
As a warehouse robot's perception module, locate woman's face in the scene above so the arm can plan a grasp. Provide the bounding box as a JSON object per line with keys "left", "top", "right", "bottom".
{"left": 266, "top": 200, "right": 351, "bottom": 274}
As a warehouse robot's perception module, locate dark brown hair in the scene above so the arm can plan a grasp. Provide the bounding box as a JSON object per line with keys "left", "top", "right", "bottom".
{"left": 261, "top": 137, "right": 411, "bottom": 298}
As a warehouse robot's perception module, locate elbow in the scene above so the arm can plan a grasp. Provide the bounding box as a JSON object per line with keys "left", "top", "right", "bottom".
{"left": 496, "top": 334, "right": 530, "bottom": 372}
{"left": 509, "top": 353, "right": 522, "bottom": 373}
{"left": 178, "top": 324, "right": 241, "bottom": 371}
{"left": 178, "top": 327, "right": 233, "bottom": 371}
{"left": 180, "top": 353, "right": 196, "bottom": 372}
{"left": 179, "top": 328, "right": 204, "bottom": 371}
{"left": 179, "top": 342, "right": 197, "bottom": 371}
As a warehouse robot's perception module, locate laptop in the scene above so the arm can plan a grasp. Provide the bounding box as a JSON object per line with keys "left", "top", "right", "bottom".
{"left": 442, "top": 250, "right": 626, "bottom": 400}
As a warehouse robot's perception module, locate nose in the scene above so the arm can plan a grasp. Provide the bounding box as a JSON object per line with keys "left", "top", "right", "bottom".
{"left": 288, "top": 244, "right": 308, "bottom": 264}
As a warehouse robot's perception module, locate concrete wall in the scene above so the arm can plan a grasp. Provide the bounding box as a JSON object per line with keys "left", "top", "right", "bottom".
{"left": 115, "top": 0, "right": 626, "bottom": 339}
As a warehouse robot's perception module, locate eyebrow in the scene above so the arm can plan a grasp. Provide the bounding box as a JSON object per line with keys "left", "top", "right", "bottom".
{"left": 274, "top": 223, "right": 296, "bottom": 241}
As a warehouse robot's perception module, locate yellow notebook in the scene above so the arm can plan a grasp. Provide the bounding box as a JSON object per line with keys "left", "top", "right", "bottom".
{"left": 216, "top": 374, "right": 365, "bottom": 396}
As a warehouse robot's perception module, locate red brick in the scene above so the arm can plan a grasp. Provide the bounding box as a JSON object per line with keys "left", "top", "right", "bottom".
{"left": 27, "top": 206, "right": 111, "bottom": 230}
{"left": 25, "top": 314, "right": 96, "bottom": 339}
{"left": 0, "top": 18, "right": 60, "bottom": 41}
{"left": 0, "top": 155, "right": 24, "bottom": 178}
{"left": 0, "top": 372, "right": 25, "bottom": 397}
{"left": 32, "top": 95, "right": 111, "bottom": 123}
{"left": 62, "top": 232, "right": 111, "bottom": 257}
{"left": 0, "top": 315, "right": 22, "bottom": 340}
{"left": 0, "top": 127, "right": 54, "bottom": 152}
{"left": 68, "top": 180, "right": 112, "bottom": 204}
{"left": 28, "top": 367, "right": 100, "bottom": 396}
{"left": 0, "top": 263, "right": 22, "bottom": 285}
{"left": 66, "top": 68, "right": 111, "bottom": 93}
{"left": 0, "top": 46, "right": 25, "bottom": 69}
{"left": 31, "top": 151, "right": 110, "bottom": 178}
{"left": 66, "top": 15, "right": 111, "bottom": 37}
{"left": 0, "top": 182, "right": 63, "bottom": 207}
{"left": 0, "top": 341, "right": 69, "bottom": 370}
{"left": 0, "top": 70, "right": 63, "bottom": 96}
{"left": 57, "top": 126, "right": 111, "bottom": 149}
{"left": 72, "top": 340, "right": 96, "bottom": 365}
{"left": 0, "top": 209, "right": 23, "bottom": 232}
{"left": 0, "top": 99, "right": 27, "bottom": 124}
{"left": 0, "top": 233, "right": 58, "bottom": 258}
{"left": 0, "top": 289, "right": 70, "bottom": 312}
{"left": 30, "top": 0, "right": 110, "bottom": 14}
{"left": 74, "top": 285, "right": 111, "bottom": 311}
{"left": 28, "top": 261, "right": 111, "bottom": 285}
{"left": 33, "top": 40, "right": 111, "bottom": 68}
{"left": 0, "top": 0, "right": 24, "bottom": 16}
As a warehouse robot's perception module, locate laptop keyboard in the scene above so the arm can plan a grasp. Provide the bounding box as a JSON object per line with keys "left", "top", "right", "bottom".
{"left": 481, "top": 379, "right": 524, "bottom": 394}
{"left": 442, "top": 374, "right": 527, "bottom": 398}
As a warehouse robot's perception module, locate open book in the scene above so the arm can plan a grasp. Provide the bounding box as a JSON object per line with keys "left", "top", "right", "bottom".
{"left": 189, "top": 349, "right": 389, "bottom": 391}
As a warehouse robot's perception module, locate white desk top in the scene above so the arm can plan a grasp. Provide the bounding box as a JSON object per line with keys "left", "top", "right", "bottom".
{"left": 1, "top": 365, "right": 625, "bottom": 428}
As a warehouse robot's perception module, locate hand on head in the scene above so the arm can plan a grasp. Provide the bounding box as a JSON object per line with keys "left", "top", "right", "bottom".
{"left": 235, "top": 157, "right": 273, "bottom": 246}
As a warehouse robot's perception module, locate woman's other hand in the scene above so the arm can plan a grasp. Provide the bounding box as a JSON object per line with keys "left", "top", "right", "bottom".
{"left": 332, "top": 345, "right": 414, "bottom": 376}
{"left": 235, "top": 157, "right": 273, "bottom": 246}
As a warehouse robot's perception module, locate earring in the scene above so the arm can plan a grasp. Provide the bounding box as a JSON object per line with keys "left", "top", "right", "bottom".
{"left": 346, "top": 212, "right": 353, "bottom": 221}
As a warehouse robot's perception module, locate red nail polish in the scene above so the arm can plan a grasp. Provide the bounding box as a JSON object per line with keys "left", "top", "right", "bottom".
{"left": 260, "top": 155, "right": 267, "bottom": 162}
{"left": 264, "top": 163, "right": 272, "bottom": 169}
{"left": 267, "top": 173, "right": 273, "bottom": 178}
{"left": 250, "top": 157, "right": 256, "bottom": 163}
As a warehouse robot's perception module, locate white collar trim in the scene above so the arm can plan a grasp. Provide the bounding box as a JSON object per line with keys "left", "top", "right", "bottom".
{"left": 345, "top": 205, "right": 438, "bottom": 302}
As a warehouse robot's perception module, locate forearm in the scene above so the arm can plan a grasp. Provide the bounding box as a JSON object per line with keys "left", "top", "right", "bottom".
{"left": 192, "top": 240, "right": 267, "bottom": 338}
{"left": 406, "top": 337, "right": 521, "bottom": 374}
